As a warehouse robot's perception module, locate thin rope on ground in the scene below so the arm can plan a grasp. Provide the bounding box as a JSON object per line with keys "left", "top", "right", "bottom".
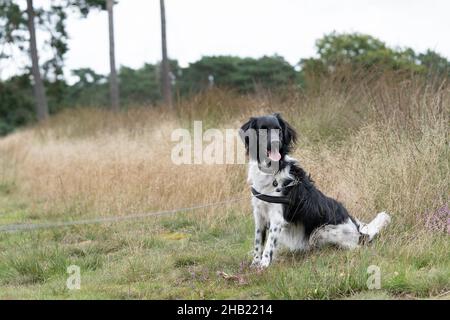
{"left": 0, "top": 196, "right": 250, "bottom": 233}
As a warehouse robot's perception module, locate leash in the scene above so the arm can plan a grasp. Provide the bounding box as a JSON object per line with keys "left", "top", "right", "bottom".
{"left": 0, "top": 196, "right": 249, "bottom": 233}
{"left": 0, "top": 188, "right": 369, "bottom": 245}
{"left": 1, "top": 185, "right": 292, "bottom": 234}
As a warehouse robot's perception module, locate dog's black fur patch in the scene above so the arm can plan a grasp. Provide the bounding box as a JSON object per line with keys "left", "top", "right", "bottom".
{"left": 281, "top": 159, "right": 350, "bottom": 236}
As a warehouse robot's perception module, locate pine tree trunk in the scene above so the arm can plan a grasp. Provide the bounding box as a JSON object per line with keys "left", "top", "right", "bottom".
{"left": 160, "top": 0, "right": 172, "bottom": 108}
{"left": 107, "top": 0, "right": 120, "bottom": 111}
{"left": 26, "top": 0, "right": 48, "bottom": 121}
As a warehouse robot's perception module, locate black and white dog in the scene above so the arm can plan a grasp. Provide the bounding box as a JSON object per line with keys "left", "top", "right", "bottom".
{"left": 240, "top": 113, "right": 391, "bottom": 268}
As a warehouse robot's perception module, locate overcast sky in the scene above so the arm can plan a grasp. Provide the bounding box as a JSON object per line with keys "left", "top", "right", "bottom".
{"left": 2, "top": 0, "right": 450, "bottom": 82}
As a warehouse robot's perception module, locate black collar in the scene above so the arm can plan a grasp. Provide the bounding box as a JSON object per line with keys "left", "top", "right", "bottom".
{"left": 251, "top": 187, "right": 290, "bottom": 205}
{"left": 251, "top": 178, "right": 301, "bottom": 205}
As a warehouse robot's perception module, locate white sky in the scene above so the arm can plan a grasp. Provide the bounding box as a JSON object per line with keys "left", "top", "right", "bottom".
{"left": 2, "top": 0, "right": 450, "bottom": 82}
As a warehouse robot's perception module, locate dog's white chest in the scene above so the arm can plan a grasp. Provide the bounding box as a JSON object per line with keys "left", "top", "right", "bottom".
{"left": 247, "top": 162, "right": 281, "bottom": 193}
{"left": 248, "top": 161, "right": 283, "bottom": 217}
{"left": 248, "top": 161, "right": 309, "bottom": 251}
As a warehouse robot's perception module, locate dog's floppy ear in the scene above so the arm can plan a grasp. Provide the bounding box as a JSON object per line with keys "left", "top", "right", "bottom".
{"left": 239, "top": 117, "right": 256, "bottom": 149}
{"left": 274, "top": 113, "right": 297, "bottom": 147}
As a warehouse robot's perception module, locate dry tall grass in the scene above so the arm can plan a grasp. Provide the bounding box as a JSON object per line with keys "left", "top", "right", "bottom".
{"left": 0, "top": 75, "right": 448, "bottom": 237}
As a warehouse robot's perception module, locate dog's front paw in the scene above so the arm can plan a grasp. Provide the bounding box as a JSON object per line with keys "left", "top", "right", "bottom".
{"left": 250, "top": 259, "right": 261, "bottom": 269}
{"left": 259, "top": 257, "right": 271, "bottom": 269}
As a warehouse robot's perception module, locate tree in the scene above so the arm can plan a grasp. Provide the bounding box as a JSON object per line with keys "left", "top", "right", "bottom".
{"left": 418, "top": 50, "right": 450, "bottom": 77}
{"left": 178, "top": 56, "right": 296, "bottom": 93}
{"left": 64, "top": 68, "right": 108, "bottom": 107}
{"left": 300, "top": 32, "right": 425, "bottom": 77}
{"left": 0, "top": 75, "right": 34, "bottom": 135}
{"left": 315, "top": 32, "right": 389, "bottom": 67}
{"left": 0, "top": 0, "right": 106, "bottom": 121}
{"left": 159, "top": 0, "right": 172, "bottom": 108}
{"left": 26, "top": 0, "right": 49, "bottom": 120}
{"left": 107, "top": 0, "right": 119, "bottom": 111}
{"left": 119, "top": 64, "right": 162, "bottom": 105}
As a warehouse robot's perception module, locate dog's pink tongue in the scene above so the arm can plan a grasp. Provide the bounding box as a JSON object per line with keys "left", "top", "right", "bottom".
{"left": 268, "top": 151, "right": 281, "bottom": 162}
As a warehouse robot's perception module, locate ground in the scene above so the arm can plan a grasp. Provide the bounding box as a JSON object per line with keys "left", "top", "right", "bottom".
{"left": 0, "top": 179, "right": 448, "bottom": 299}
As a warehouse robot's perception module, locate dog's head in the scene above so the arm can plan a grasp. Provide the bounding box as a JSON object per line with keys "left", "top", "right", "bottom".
{"left": 239, "top": 113, "right": 297, "bottom": 169}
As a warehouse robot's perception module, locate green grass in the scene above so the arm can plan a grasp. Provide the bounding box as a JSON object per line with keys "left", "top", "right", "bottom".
{"left": 0, "top": 194, "right": 448, "bottom": 299}
{"left": 0, "top": 182, "right": 30, "bottom": 225}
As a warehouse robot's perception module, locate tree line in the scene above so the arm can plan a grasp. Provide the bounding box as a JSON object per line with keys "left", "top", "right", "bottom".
{"left": 1, "top": 0, "right": 172, "bottom": 128}
{"left": 1, "top": 1, "right": 449, "bottom": 136}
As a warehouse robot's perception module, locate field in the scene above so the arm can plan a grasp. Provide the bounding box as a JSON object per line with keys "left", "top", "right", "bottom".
{"left": 0, "top": 75, "right": 449, "bottom": 299}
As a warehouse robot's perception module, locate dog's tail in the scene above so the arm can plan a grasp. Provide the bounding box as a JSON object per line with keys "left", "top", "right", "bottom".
{"left": 358, "top": 212, "right": 391, "bottom": 242}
